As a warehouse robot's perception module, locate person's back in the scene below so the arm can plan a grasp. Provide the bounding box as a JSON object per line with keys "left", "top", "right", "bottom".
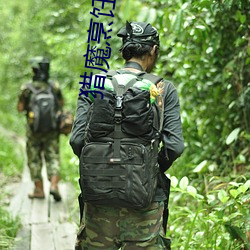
{"left": 70, "top": 21, "right": 184, "bottom": 250}
{"left": 17, "top": 57, "right": 64, "bottom": 201}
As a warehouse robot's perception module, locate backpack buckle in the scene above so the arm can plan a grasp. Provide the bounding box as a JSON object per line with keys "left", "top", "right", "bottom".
{"left": 115, "top": 96, "right": 123, "bottom": 110}
{"left": 115, "top": 113, "right": 122, "bottom": 124}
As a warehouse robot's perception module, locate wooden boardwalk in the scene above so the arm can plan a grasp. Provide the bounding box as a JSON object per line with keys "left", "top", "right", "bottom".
{"left": 8, "top": 164, "right": 78, "bottom": 250}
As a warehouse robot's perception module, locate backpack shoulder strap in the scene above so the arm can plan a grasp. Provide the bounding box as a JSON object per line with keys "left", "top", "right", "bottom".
{"left": 47, "top": 80, "right": 56, "bottom": 92}
{"left": 107, "top": 69, "right": 163, "bottom": 84}
{"left": 136, "top": 72, "right": 165, "bottom": 131}
{"left": 137, "top": 72, "right": 163, "bottom": 85}
{"left": 106, "top": 70, "right": 138, "bottom": 96}
{"left": 26, "top": 83, "right": 39, "bottom": 94}
{"left": 27, "top": 82, "right": 53, "bottom": 93}
{"left": 106, "top": 70, "right": 119, "bottom": 79}
{"left": 111, "top": 77, "right": 139, "bottom": 96}
{"left": 47, "top": 80, "right": 61, "bottom": 110}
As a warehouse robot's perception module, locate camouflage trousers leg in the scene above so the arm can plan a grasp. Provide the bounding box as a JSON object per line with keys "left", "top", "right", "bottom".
{"left": 75, "top": 201, "right": 169, "bottom": 250}
{"left": 26, "top": 137, "right": 43, "bottom": 181}
{"left": 26, "top": 132, "right": 60, "bottom": 181}
{"left": 42, "top": 134, "right": 60, "bottom": 179}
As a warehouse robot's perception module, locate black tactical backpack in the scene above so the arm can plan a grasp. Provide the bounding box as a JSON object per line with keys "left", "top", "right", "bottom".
{"left": 79, "top": 70, "right": 164, "bottom": 209}
{"left": 27, "top": 82, "right": 59, "bottom": 133}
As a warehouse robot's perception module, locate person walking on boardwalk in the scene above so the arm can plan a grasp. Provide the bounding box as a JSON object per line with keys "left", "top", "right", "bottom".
{"left": 70, "top": 21, "right": 184, "bottom": 249}
{"left": 17, "top": 57, "right": 64, "bottom": 201}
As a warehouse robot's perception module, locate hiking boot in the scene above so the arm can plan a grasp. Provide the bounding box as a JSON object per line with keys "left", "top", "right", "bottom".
{"left": 28, "top": 180, "right": 45, "bottom": 199}
{"left": 50, "top": 175, "right": 62, "bottom": 202}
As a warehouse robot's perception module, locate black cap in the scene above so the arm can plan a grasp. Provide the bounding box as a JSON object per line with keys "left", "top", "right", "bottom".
{"left": 117, "top": 21, "right": 160, "bottom": 51}
{"left": 29, "top": 56, "right": 50, "bottom": 82}
{"left": 29, "top": 56, "right": 50, "bottom": 69}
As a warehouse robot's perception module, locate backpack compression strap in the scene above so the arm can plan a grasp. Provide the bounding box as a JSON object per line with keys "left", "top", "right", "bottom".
{"left": 137, "top": 72, "right": 163, "bottom": 86}
{"left": 109, "top": 76, "right": 140, "bottom": 160}
{"left": 106, "top": 70, "right": 163, "bottom": 86}
{"left": 106, "top": 70, "right": 165, "bottom": 132}
{"left": 27, "top": 82, "right": 53, "bottom": 94}
{"left": 27, "top": 83, "right": 40, "bottom": 94}
{"left": 108, "top": 70, "right": 169, "bottom": 233}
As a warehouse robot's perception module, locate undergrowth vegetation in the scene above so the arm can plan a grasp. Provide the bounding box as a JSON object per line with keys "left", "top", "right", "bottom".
{"left": 0, "top": 0, "right": 249, "bottom": 249}
{"left": 0, "top": 135, "right": 23, "bottom": 249}
{"left": 168, "top": 175, "right": 250, "bottom": 249}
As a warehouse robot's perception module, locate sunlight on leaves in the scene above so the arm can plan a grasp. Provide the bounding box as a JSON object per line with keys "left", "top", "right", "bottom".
{"left": 187, "top": 185, "right": 197, "bottom": 197}
{"left": 171, "top": 176, "right": 179, "bottom": 188}
{"left": 229, "top": 189, "right": 239, "bottom": 198}
{"left": 218, "top": 189, "right": 229, "bottom": 203}
{"left": 226, "top": 128, "right": 241, "bottom": 145}
{"left": 179, "top": 176, "right": 189, "bottom": 190}
{"left": 193, "top": 160, "right": 208, "bottom": 173}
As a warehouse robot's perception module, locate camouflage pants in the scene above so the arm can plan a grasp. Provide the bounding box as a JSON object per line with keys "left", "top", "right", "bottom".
{"left": 75, "top": 201, "right": 170, "bottom": 250}
{"left": 26, "top": 131, "right": 60, "bottom": 181}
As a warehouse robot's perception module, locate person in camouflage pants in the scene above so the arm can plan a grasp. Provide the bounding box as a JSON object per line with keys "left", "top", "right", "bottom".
{"left": 75, "top": 202, "right": 170, "bottom": 250}
{"left": 26, "top": 131, "right": 60, "bottom": 181}
{"left": 70, "top": 21, "right": 184, "bottom": 249}
{"left": 17, "top": 57, "right": 64, "bottom": 201}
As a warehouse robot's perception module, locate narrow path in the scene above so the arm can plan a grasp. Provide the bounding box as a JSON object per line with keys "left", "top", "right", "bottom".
{"left": 3, "top": 126, "right": 79, "bottom": 250}
{"left": 8, "top": 164, "right": 78, "bottom": 250}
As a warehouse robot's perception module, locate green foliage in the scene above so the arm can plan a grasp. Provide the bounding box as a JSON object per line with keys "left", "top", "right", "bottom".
{"left": 168, "top": 175, "right": 250, "bottom": 249}
{"left": 0, "top": 132, "right": 23, "bottom": 248}
{"left": 0, "top": 0, "right": 249, "bottom": 248}
{"left": 0, "top": 134, "right": 24, "bottom": 177}
{"left": 0, "top": 175, "right": 20, "bottom": 249}
{"left": 0, "top": 207, "right": 20, "bottom": 250}
{"left": 60, "top": 135, "right": 79, "bottom": 190}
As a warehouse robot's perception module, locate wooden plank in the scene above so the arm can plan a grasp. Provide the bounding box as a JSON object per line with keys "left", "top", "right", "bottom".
{"left": 11, "top": 224, "right": 31, "bottom": 250}
{"left": 61, "top": 182, "right": 78, "bottom": 210}
{"left": 61, "top": 182, "right": 79, "bottom": 224}
{"left": 31, "top": 223, "right": 54, "bottom": 250}
{"left": 8, "top": 181, "right": 33, "bottom": 219}
{"left": 50, "top": 196, "right": 67, "bottom": 223}
{"left": 16, "top": 181, "right": 33, "bottom": 225}
{"left": 30, "top": 196, "right": 49, "bottom": 224}
{"left": 8, "top": 182, "right": 27, "bottom": 217}
{"left": 21, "top": 163, "right": 31, "bottom": 183}
{"left": 30, "top": 167, "right": 50, "bottom": 224}
{"left": 9, "top": 156, "right": 79, "bottom": 250}
{"left": 50, "top": 182, "right": 77, "bottom": 223}
{"left": 52, "top": 222, "right": 76, "bottom": 250}
{"left": 18, "top": 192, "right": 32, "bottom": 225}
{"left": 50, "top": 183, "right": 78, "bottom": 249}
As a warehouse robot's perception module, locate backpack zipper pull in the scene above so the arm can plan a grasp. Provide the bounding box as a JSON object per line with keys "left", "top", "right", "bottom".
{"left": 151, "top": 139, "right": 155, "bottom": 149}
{"left": 115, "top": 96, "right": 123, "bottom": 110}
{"left": 28, "top": 111, "right": 35, "bottom": 125}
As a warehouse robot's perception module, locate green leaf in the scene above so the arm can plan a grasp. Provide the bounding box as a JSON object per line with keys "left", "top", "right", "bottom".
{"left": 187, "top": 185, "right": 197, "bottom": 197}
{"left": 226, "top": 128, "right": 241, "bottom": 145}
{"left": 229, "top": 189, "right": 239, "bottom": 198}
{"left": 206, "top": 194, "right": 216, "bottom": 204}
{"left": 235, "top": 10, "right": 246, "bottom": 24}
{"left": 120, "top": 0, "right": 131, "bottom": 21}
{"left": 196, "top": 25, "right": 206, "bottom": 30}
{"left": 224, "top": 223, "right": 247, "bottom": 242}
{"left": 240, "top": 193, "right": 250, "bottom": 204}
{"left": 218, "top": 190, "right": 229, "bottom": 203}
{"left": 237, "top": 185, "right": 247, "bottom": 194}
{"left": 172, "top": 9, "right": 183, "bottom": 34}
{"left": 179, "top": 176, "right": 189, "bottom": 190}
{"left": 244, "top": 180, "right": 250, "bottom": 190}
{"left": 227, "top": 212, "right": 243, "bottom": 221}
{"left": 193, "top": 160, "right": 208, "bottom": 173}
{"left": 246, "top": 57, "right": 250, "bottom": 65}
{"left": 229, "top": 181, "right": 240, "bottom": 187}
{"left": 171, "top": 176, "right": 178, "bottom": 188}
